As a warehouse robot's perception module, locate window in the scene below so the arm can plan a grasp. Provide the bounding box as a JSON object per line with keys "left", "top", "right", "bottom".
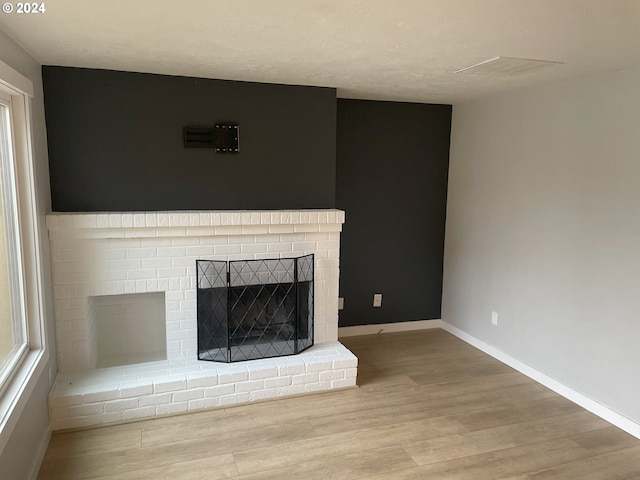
{"left": 0, "top": 90, "right": 28, "bottom": 393}
{"left": 0, "top": 58, "right": 47, "bottom": 441}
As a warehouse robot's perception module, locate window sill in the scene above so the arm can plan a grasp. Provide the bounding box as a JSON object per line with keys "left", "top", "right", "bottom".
{"left": 0, "top": 347, "right": 49, "bottom": 454}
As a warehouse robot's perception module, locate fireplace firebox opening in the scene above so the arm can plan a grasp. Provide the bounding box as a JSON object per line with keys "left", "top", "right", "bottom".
{"left": 90, "top": 292, "right": 167, "bottom": 368}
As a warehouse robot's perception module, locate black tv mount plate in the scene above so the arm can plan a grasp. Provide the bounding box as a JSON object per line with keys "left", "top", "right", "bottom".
{"left": 183, "top": 124, "right": 239, "bottom": 153}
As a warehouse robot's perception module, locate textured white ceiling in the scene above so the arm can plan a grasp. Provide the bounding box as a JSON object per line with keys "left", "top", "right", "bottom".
{"left": 1, "top": 0, "right": 640, "bottom": 103}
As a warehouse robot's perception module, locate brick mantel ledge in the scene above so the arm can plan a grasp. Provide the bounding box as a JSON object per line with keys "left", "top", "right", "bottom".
{"left": 46, "top": 210, "right": 345, "bottom": 239}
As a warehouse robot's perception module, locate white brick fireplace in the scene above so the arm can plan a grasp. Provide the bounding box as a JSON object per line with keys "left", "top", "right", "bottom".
{"left": 46, "top": 210, "right": 357, "bottom": 430}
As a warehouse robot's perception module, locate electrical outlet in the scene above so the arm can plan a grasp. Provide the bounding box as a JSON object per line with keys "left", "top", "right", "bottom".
{"left": 373, "top": 293, "right": 382, "bottom": 307}
{"left": 338, "top": 297, "right": 344, "bottom": 310}
{"left": 491, "top": 311, "right": 498, "bottom": 326}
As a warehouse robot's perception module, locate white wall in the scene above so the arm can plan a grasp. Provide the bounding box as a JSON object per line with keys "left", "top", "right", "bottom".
{"left": 443, "top": 67, "right": 640, "bottom": 424}
{"left": 0, "top": 28, "right": 56, "bottom": 479}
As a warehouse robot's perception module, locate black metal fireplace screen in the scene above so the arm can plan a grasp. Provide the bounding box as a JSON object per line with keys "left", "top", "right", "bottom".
{"left": 196, "top": 254, "right": 314, "bottom": 363}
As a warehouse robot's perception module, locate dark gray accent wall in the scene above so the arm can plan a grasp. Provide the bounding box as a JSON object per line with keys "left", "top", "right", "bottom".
{"left": 42, "top": 66, "right": 336, "bottom": 211}
{"left": 336, "top": 99, "right": 451, "bottom": 327}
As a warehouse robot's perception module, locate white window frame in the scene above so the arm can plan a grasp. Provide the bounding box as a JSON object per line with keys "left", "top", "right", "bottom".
{"left": 0, "top": 89, "right": 29, "bottom": 395}
{"left": 0, "top": 58, "right": 49, "bottom": 451}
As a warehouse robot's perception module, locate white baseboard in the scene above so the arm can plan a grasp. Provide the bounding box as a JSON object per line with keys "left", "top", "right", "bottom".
{"left": 28, "top": 426, "right": 51, "bottom": 480}
{"left": 440, "top": 321, "right": 640, "bottom": 440}
{"left": 338, "top": 319, "right": 442, "bottom": 337}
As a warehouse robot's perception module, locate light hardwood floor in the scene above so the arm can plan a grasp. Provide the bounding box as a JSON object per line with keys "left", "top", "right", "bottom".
{"left": 37, "top": 329, "right": 640, "bottom": 479}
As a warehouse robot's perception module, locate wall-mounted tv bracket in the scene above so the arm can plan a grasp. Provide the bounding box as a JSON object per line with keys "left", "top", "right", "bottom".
{"left": 183, "top": 124, "right": 239, "bottom": 153}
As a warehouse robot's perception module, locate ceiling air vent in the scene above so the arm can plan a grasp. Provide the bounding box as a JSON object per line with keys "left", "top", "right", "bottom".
{"left": 455, "top": 56, "right": 563, "bottom": 76}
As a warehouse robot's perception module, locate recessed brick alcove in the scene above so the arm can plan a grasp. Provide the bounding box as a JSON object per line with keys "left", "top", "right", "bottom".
{"left": 46, "top": 210, "right": 357, "bottom": 430}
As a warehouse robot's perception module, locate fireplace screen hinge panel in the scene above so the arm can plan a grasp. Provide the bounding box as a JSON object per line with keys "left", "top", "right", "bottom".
{"left": 197, "top": 254, "right": 314, "bottom": 363}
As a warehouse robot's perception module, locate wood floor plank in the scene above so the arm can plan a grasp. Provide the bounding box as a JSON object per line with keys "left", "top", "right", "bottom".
{"left": 570, "top": 425, "right": 640, "bottom": 453}
{"left": 422, "top": 374, "right": 538, "bottom": 407}
{"left": 49, "top": 420, "right": 315, "bottom": 479}
{"left": 308, "top": 388, "right": 527, "bottom": 436}
{"left": 364, "top": 426, "right": 640, "bottom": 480}
{"left": 452, "top": 395, "right": 582, "bottom": 432}
{"left": 44, "top": 428, "right": 142, "bottom": 461}
{"left": 492, "top": 427, "right": 640, "bottom": 480}
{"left": 495, "top": 381, "right": 557, "bottom": 402}
{"left": 233, "top": 416, "right": 468, "bottom": 475}
{"left": 401, "top": 360, "right": 514, "bottom": 385}
{"left": 360, "top": 437, "right": 589, "bottom": 480}
{"left": 87, "top": 454, "right": 238, "bottom": 480}
{"left": 514, "top": 444, "right": 640, "bottom": 479}
{"left": 402, "top": 410, "right": 608, "bottom": 466}
{"left": 104, "top": 405, "right": 228, "bottom": 431}
{"left": 345, "top": 372, "right": 419, "bottom": 390}
{"left": 231, "top": 446, "right": 417, "bottom": 480}
{"left": 37, "top": 329, "right": 640, "bottom": 480}
{"left": 356, "top": 348, "right": 500, "bottom": 371}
